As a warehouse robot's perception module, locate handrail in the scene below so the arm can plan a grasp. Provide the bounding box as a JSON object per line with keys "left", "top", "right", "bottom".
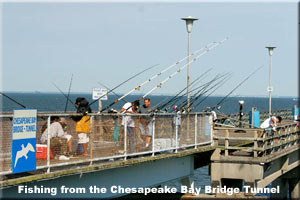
{"left": 0, "top": 112, "right": 214, "bottom": 177}
{"left": 213, "top": 122, "right": 300, "bottom": 158}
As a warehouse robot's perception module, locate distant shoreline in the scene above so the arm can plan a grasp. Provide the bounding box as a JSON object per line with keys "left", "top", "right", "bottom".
{"left": 1, "top": 91, "right": 297, "bottom": 99}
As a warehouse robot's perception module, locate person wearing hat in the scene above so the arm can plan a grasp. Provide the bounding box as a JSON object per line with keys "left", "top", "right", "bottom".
{"left": 120, "top": 100, "right": 140, "bottom": 153}
{"left": 40, "top": 116, "right": 73, "bottom": 156}
{"left": 59, "top": 118, "right": 73, "bottom": 154}
{"left": 73, "top": 97, "right": 91, "bottom": 156}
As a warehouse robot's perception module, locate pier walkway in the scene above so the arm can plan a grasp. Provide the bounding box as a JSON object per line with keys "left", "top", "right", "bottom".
{"left": 208, "top": 120, "right": 300, "bottom": 199}
{"left": 0, "top": 109, "right": 298, "bottom": 198}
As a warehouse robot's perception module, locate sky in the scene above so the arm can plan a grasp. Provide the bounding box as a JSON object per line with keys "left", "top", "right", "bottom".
{"left": 1, "top": 1, "right": 298, "bottom": 97}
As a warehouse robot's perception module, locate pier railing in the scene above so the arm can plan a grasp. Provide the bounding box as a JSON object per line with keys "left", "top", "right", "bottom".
{"left": 215, "top": 109, "right": 293, "bottom": 128}
{"left": 0, "top": 112, "right": 213, "bottom": 176}
{"left": 213, "top": 122, "right": 300, "bottom": 157}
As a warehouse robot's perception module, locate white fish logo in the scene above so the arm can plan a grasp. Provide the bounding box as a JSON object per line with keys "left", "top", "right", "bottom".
{"left": 14, "top": 143, "right": 35, "bottom": 167}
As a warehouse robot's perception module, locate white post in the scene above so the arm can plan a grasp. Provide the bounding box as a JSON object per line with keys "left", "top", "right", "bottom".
{"left": 152, "top": 115, "right": 155, "bottom": 157}
{"left": 175, "top": 121, "right": 179, "bottom": 153}
{"left": 98, "top": 100, "right": 102, "bottom": 112}
{"left": 269, "top": 52, "right": 272, "bottom": 116}
{"left": 266, "top": 46, "right": 276, "bottom": 116}
{"left": 47, "top": 116, "right": 51, "bottom": 173}
{"left": 194, "top": 114, "right": 198, "bottom": 149}
{"left": 89, "top": 116, "right": 94, "bottom": 166}
{"left": 187, "top": 32, "right": 191, "bottom": 109}
{"left": 124, "top": 115, "right": 127, "bottom": 160}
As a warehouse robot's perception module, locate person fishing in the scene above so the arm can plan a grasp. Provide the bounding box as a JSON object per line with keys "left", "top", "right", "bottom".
{"left": 172, "top": 106, "right": 182, "bottom": 140}
{"left": 72, "top": 97, "right": 92, "bottom": 156}
{"left": 138, "top": 98, "right": 153, "bottom": 149}
{"left": 120, "top": 100, "right": 140, "bottom": 154}
{"left": 40, "top": 116, "right": 73, "bottom": 157}
{"left": 260, "top": 116, "right": 282, "bottom": 131}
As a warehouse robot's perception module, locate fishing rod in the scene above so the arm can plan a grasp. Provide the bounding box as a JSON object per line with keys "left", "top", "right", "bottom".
{"left": 165, "top": 74, "right": 222, "bottom": 111}
{"left": 186, "top": 73, "right": 232, "bottom": 111}
{"left": 100, "top": 40, "right": 222, "bottom": 112}
{"left": 177, "top": 73, "right": 227, "bottom": 110}
{"left": 97, "top": 81, "right": 127, "bottom": 103}
{"left": 212, "top": 66, "right": 263, "bottom": 109}
{"left": 134, "top": 38, "right": 228, "bottom": 108}
{"left": 0, "top": 92, "right": 26, "bottom": 108}
{"left": 52, "top": 82, "right": 76, "bottom": 107}
{"left": 152, "top": 95, "right": 172, "bottom": 111}
{"left": 156, "top": 68, "right": 212, "bottom": 111}
{"left": 89, "top": 63, "right": 159, "bottom": 107}
{"left": 191, "top": 73, "right": 233, "bottom": 111}
{"left": 64, "top": 74, "right": 73, "bottom": 112}
{"left": 158, "top": 72, "right": 228, "bottom": 112}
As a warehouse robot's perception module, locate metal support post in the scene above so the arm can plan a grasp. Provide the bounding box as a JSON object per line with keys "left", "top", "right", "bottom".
{"left": 124, "top": 116, "right": 127, "bottom": 160}
{"left": 98, "top": 100, "right": 102, "bottom": 112}
{"left": 194, "top": 114, "right": 197, "bottom": 149}
{"left": 253, "top": 131, "right": 258, "bottom": 157}
{"left": 175, "top": 122, "right": 179, "bottom": 153}
{"left": 225, "top": 130, "right": 229, "bottom": 157}
{"left": 47, "top": 116, "right": 51, "bottom": 173}
{"left": 89, "top": 116, "right": 94, "bottom": 165}
{"left": 152, "top": 115, "right": 156, "bottom": 157}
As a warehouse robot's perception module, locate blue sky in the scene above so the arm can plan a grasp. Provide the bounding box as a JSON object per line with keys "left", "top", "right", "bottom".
{"left": 1, "top": 1, "right": 298, "bottom": 97}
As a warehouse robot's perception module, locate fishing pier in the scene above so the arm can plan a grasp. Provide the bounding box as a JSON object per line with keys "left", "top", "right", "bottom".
{"left": 0, "top": 107, "right": 299, "bottom": 199}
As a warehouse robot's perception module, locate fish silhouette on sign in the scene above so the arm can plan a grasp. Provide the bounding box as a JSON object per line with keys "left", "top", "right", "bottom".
{"left": 14, "top": 143, "right": 35, "bottom": 167}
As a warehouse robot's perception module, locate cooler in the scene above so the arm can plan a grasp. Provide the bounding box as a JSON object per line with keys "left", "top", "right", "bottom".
{"left": 36, "top": 144, "right": 54, "bottom": 159}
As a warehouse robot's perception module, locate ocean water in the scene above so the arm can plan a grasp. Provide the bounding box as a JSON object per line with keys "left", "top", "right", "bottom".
{"left": 0, "top": 93, "right": 298, "bottom": 198}
{"left": 0, "top": 92, "right": 297, "bottom": 113}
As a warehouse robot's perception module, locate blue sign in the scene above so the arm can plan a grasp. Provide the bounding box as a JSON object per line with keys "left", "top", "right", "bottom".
{"left": 12, "top": 109, "right": 37, "bottom": 174}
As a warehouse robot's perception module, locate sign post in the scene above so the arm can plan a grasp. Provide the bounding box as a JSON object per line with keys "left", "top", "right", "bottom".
{"left": 12, "top": 109, "right": 37, "bottom": 173}
{"left": 92, "top": 88, "right": 108, "bottom": 112}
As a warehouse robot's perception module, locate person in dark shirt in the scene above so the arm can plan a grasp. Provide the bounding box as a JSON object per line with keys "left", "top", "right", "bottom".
{"left": 138, "top": 98, "right": 153, "bottom": 148}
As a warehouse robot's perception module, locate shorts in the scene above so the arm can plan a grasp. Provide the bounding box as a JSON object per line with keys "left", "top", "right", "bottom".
{"left": 78, "top": 133, "right": 89, "bottom": 144}
{"left": 63, "top": 134, "right": 72, "bottom": 142}
{"left": 139, "top": 122, "right": 153, "bottom": 136}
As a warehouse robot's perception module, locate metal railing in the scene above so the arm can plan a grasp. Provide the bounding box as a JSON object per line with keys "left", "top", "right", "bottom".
{"left": 215, "top": 109, "right": 293, "bottom": 128}
{"left": 213, "top": 122, "right": 300, "bottom": 157}
{"left": 0, "top": 112, "right": 213, "bottom": 176}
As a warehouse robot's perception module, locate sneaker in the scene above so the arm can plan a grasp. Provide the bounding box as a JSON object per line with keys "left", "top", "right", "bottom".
{"left": 59, "top": 155, "right": 70, "bottom": 160}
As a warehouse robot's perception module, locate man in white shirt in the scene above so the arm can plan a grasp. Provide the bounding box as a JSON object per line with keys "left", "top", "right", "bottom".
{"left": 172, "top": 106, "right": 182, "bottom": 140}
{"left": 260, "top": 116, "right": 282, "bottom": 131}
{"left": 40, "top": 117, "right": 73, "bottom": 156}
{"left": 120, "top": 100, "right": 139, "bottom": 153}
